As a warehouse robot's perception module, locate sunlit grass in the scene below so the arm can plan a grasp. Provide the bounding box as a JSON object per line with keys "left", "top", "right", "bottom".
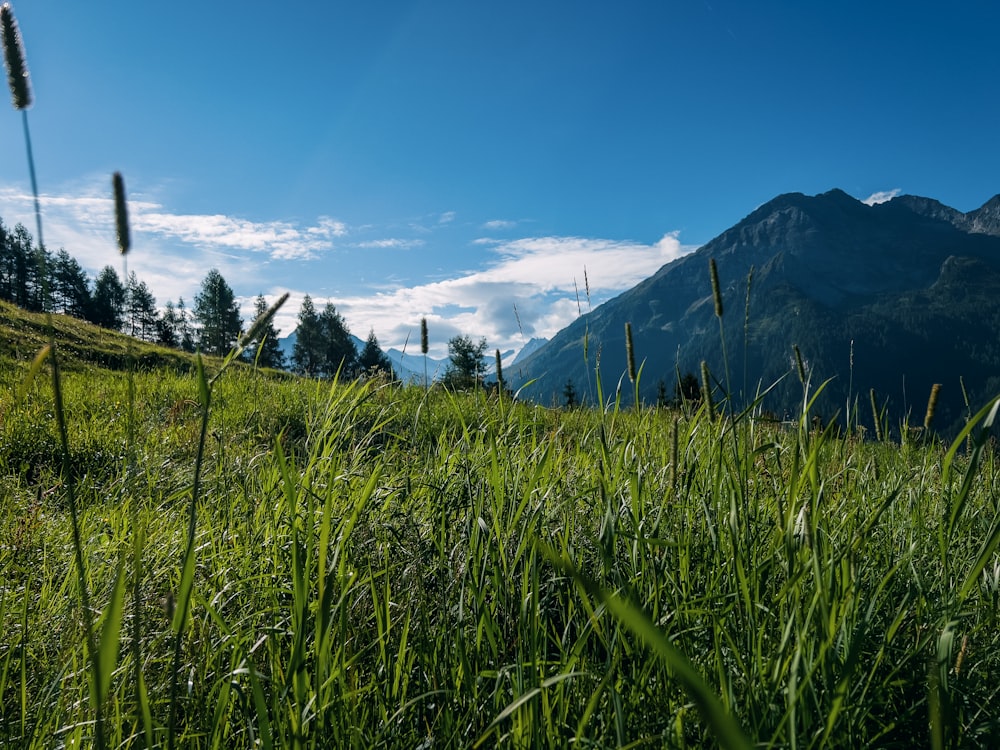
{"left": 3, "top": 346, "right": 1000, "bottom": 746}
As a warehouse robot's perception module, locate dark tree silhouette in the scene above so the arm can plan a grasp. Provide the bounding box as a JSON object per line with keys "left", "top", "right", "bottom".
{"left": 193, "top": 268, "right": 242, "bottom": 356}
{"left": 358, "top": 328, "right": 392, "bottom": 377}
{"left": 126, "top": 272, "right": 159, "bottom": 341}
{"left": 88, "top": 266, "right": 126, "bottom": 330}
{"left": 176, "top": 297, "right": 196, "bottom": 352}
{"left": 443, "top": 334, "right": 487, "bottom": 390}
{"left": 157, "top": 300, "right": 181, "bottom": 347}
{"left": 674, "top": 371, "right": 701, "bottom": 407}
{"left": 318, "top": 302, "right": 357, "bottom": 378}
{"left": 292, "top": 294, "right": 323, "bottom": 376}
{"left": 52, "top": 249, "right": 91, "bottom": 318}
{"left": 563, "top": 379, "right": 578, "bottom": 408}
{"left": 243, "top": 293, "right": 285, "bottom": 369}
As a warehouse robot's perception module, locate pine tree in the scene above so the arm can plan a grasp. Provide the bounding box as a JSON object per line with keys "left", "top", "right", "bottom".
{"left": 193, "top": 268, "right": 242, "bottom": 356}
{"left": 176, "top": 297, "right": 196, "bottom": 352}
{"left": 319, "top": 302, "right": 357, "bottom": 378}
{"left": 562, "top": 379, "right": 578, "bottom": 408}
{"left": 292, "top": 294, "right": 323, "bottom": 376}
{"left": 89, "top": 266, "right": 126, "bottom": 330}
{"left": 125, "top": 272, "right": 159, "bottom": 341}
{"left": 157, "top": 300, "right": 180, "bottom": 347}
{"left": 244, "top": 293, "right": 286, "bottom": 369}
{"left": 358, "top": 329, "right": 392, "bottom": 377}
{"left": 443, "top": 334, "right": 487, "bottom": 390}
{"left": 0, "top": 219, "right": 12, "bottom": 301}
{"left": 7, "top": 224, "right": 46, "bottom": 311}
{"left": 51, "top": 249, "right": 91, "bottom": 318}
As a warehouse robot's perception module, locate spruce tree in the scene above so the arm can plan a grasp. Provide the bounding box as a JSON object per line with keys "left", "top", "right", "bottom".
{"left": 244, "top": 293, "right": 286, "bottom": 369}
{"left": 126, "top": 272, "right": 159, "bottom": 341}
{"left": 176, "top": 297, "right": 196, "bottom": 352}
{"left": 157, "top": 300, "right": 180, "bottom": 347}
{"left": 52, "top": 249, "right": 91, "bottom": 318}
{"left": 358, "top": 328, "right": 392, "bottom": 377}
{"left": 318, "top": 302, "right": 357, "bottom": 378}
{"left": 193, "top": 268, "right": 242, "bottom": 356}
{"left": 292, "top": 294, "right": 323, "bottom": 376}
{"left": 443, "top": 334, "right": 487, "bottom": 390}
{"left": 89, "top": 266, "right": 126, "bottom": 330}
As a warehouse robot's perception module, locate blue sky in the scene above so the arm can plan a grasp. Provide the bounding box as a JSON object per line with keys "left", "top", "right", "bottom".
{"left": 1, "top": 1, "right": 998, "bottom": 358}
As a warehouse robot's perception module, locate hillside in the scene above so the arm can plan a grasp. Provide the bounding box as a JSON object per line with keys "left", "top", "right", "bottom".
{"left": 511, "top": 189, "right": 1000, "bottom": 435}
{"left": 0, "top": 299, "right": 197, "bottom": 373}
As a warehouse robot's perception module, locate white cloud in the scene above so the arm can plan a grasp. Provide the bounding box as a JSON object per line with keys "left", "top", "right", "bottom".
{"left": 328, "top": 232, "right": 695, "bottom": 358}
{"left": 438, "top": 211, "right": 456, "bottom": 224}
{"left": 133, "top": 212, "right": 343, "bottom": 260}
{"left": 0, "top": 178, "right": 696, "bottom": 360}
{"left": 355, "top": 238, "right": 425, "bottom": 249}
{"left": 863, "top": 189, "right": 901, "bottom": 206}
{"left": 0, "top": 184, "right": 346, "bottom": 262}
{"left": 482, "top": 219, "right": 517, "bottom": 230}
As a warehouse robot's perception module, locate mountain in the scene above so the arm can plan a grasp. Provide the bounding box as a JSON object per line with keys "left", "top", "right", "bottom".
{"left": 512, "top": 189, "right": 1000, "bottom": 435}
{"left": 510, "top": 337, "right": 548, "bottom": 366}
{"left": 276, "top": 330, "right": 367, "bottom": 369}
{"left": 384, "top": 347, "right": 449, "bottom": 384}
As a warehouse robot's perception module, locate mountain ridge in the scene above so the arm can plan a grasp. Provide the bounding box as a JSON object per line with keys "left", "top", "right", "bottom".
{"left": 512, "top": 189, "right": 1000, "bottom": 435}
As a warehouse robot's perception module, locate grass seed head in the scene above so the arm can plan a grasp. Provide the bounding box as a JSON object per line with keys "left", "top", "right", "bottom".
{"left": 112, "top": 172, "right": 131, "bottom": 255}
{"left": 1, "top": 3, "right": 31, "bottom": 110}
{"left": 793, "top": 344, "right": 806, "bottom": 385}
{"left": 240, "top": 292, "right": 289, "bottom": 349}
{"left": 700, "top": 360, "right": 715, "bottom": 420}
{"left": 625, "top": 322, "right": 636, "bottom": 383}
{"left": 870, "top": 388, "right": 883, "bottom": 441}
{"left": 420, "top": 317, "right": 428, "bottom": 355}
{"left": 709, "top": 258, "right": 723, "bottom": 318}
{"left": 494, "top": 348, "right": 503, "bottom": 387}
{"left": 923, "top": 383, "right": 942, "bottom": 431}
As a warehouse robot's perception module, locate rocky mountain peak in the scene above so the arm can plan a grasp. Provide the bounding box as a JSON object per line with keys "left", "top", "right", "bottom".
{"left": 513, "top": 188, "right": 1000, "bottom": 436}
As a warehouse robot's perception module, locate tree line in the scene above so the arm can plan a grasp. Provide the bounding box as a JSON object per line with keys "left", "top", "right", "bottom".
{"left": 0, "top": 217, "right": 396, "bottom": 377}
{"left": 1, "top": 216, "right": 502, "bottom": 387}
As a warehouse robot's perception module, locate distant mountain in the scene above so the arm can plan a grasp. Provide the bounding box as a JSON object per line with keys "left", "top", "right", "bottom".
{"left": 513, "top": 189, "right": 1000, "bottom": 435}
{"left": 510, "top": 337, "right": 547, "bottom": 366}
{"left": 276, "top": 330, "right": 367, "bottom": 369}
{"left": 275, "top": 331, "right": 541, "bottom": 383}
{"left": 384, "top": 348, "right": 449, "bottom": 384}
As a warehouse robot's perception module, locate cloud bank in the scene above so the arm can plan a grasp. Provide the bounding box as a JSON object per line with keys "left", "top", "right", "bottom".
{"left": 330, "top": 232, "right": 692, "bottom": 358}
{"left": 0, "top": 180, "right": 695, "bottom": 358}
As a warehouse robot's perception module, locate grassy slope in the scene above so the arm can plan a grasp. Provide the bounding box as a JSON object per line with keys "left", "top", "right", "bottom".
{"left": 0, "top": 299, "right": 197, "bottom": 373}
{"left": 1, "top": 306, "right": 1000, "bottom": 747}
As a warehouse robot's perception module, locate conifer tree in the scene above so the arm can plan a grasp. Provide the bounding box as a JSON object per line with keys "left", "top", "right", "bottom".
{"left": 244, "top": 293, "right": 286, "bottom": 369}
{"left": 443, "top": 334, "right": 487, "bottom": 390}
{"left": 358, "top": 328, "right": 392, "bottom": 377}
{"left": 89, "top": 265, "right": 126, "bottom": 330}
{"left": 292, "top": 294, "right": 323, "bottom": 376}
{"left": 193, "top": 268, "right": 242, "bottom": 356}
{"left": 157, "top": 300, "right": 181, "bottom": 347}
{"left": 126, "top": 271, "right": 159, "bottom": 341}
{"left": 52, "top": 248, "right": 91, "bottom": 318}
{"left": 176, "top": 297, "right": 196, "bottom": 352}
{"left": 318, "top": 302, "right": 357, "bottom": 378}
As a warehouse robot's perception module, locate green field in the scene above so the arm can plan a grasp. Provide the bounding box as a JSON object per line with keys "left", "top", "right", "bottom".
{"left": 2, "top": 303, "right": 1000, "bottom": 748}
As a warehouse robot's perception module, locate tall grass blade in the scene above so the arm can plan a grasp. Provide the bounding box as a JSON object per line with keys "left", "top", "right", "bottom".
{"left": 14, "top": 342, "right": 49, "bottom": 404}
{"left": 98, "top": 560, "right": 126, "bottom": 705}
{"left": 941, "top": 396, "right": 1000, "bottom": 561}
{"left": 540, "top": 544, "right": 752, "bottom": 750}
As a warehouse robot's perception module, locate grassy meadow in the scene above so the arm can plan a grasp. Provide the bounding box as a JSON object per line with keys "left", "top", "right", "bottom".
{"left": 3, "top": 3, "right": 999, "bottom": 745}
{"left": 2, "top": 302, "right": 1000, "bottom": 749}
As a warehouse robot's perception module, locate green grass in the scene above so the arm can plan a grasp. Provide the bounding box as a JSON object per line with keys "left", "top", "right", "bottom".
{"left": 2, "top": 321, "right": 1000, "bottom": 748}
